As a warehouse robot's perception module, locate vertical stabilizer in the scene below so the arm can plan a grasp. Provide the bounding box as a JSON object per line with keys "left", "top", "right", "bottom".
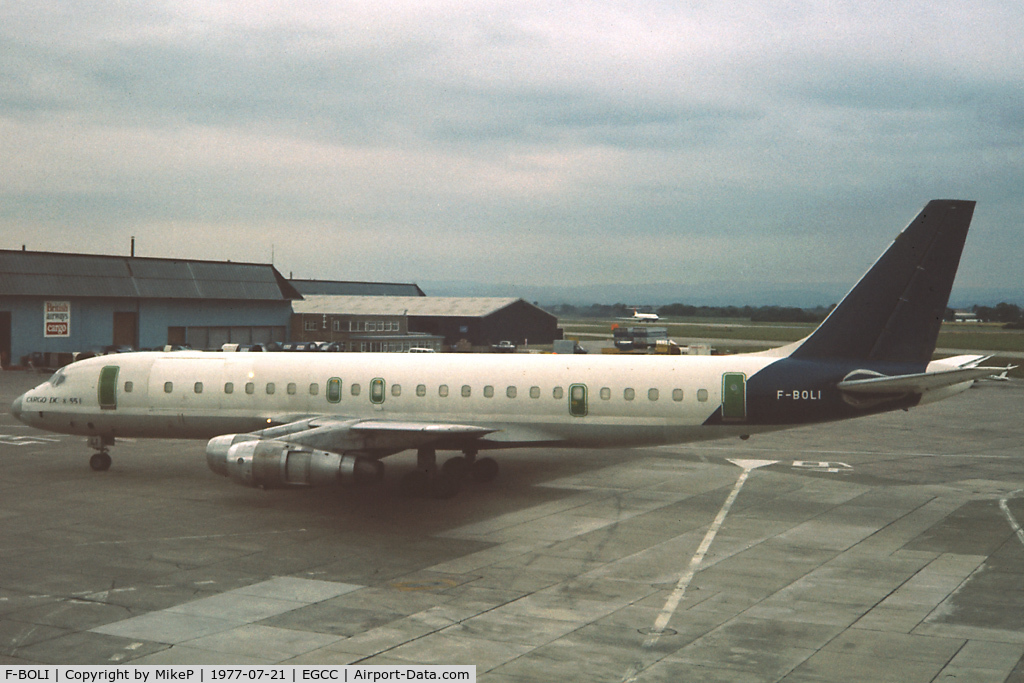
{"left": 790, "top": 200, "right": 975, "bottom": 365}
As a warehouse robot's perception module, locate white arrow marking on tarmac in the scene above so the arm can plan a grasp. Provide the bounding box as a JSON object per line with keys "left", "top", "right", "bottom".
{"left": 623, "top": 458, "right": 777, "bottom": 682}
{"left": 1000, "top": 489, "right": 1024, "bottom": 548}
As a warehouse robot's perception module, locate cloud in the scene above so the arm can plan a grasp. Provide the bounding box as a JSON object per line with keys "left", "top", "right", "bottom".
{"left": 1, "top": 0, "right": 1022, "bottom": 299}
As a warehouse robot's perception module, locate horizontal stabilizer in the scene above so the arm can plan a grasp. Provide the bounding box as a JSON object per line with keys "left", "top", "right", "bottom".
{"left": 837, "top": 366, "right": 1010, "bottom": 395}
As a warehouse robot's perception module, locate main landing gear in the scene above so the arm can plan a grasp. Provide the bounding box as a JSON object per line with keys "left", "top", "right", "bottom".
{"left": 399, "top": 448, "right": 499, "bottom": 499}
{"left": 88, "top": 435, "right": 114, "bottom": 471}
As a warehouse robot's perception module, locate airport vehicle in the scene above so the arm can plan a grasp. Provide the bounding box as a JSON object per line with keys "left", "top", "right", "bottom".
{"left": 552, "top": 340, "right": 587, "bottom": 354}
{"left": 613, "top": 326, "right": 669, "bottom": 351}
{"left": 10, "top": 200, "right": 1011, "bottom": 498}
{"left": 491, "top": 340, "right": 517, "bottom": 353}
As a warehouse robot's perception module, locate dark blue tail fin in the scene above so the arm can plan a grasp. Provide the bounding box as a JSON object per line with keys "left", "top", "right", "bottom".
{"left": 790, "top": 199, "right": 975, "bottom": 366}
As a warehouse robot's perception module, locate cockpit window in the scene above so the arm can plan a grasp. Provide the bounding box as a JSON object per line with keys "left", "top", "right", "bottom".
{"left": 48, "top": 368, "right": 67, "bottom": 387}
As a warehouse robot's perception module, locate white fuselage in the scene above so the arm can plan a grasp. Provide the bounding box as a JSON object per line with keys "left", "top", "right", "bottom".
{"left": 15, "top": 351, "right": 777, "bottom": 449}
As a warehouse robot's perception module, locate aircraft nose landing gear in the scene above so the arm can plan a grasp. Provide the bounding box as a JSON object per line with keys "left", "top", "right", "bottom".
{"left": 88, "top": 435, "right": 114, "bottom": 471}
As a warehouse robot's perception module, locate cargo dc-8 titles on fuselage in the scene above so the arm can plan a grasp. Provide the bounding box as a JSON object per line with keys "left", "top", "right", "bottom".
{"left": 10, "top": 201, "right": 1013, "bottom": 498}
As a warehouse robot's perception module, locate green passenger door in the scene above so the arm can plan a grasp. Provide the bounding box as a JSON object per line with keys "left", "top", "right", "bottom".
{"left": 98, "top": 365, "right": 119, "bottom": 410}
{"left": 569, "top": 384, "right": 588, "bottom": 417}
{"left": 721, "top": 372, "right": 746, "bottom": 420}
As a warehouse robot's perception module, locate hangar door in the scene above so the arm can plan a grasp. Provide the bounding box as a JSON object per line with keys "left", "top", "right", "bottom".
{"left": 113, "top": 312, "right": 138, "bottom": 348}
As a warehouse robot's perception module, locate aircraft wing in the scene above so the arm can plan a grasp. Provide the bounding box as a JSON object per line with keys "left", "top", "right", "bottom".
{"left": 242, "top": 416, "right": 497, "bottom": 455}
{"left": 837, "top": 366, "right": 1011, "bottom": 395}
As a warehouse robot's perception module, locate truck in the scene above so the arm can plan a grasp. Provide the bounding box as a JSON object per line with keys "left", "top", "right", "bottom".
{"left": 552, "top": 339, "right": 587, "bottom": 354}
{"left": 612, "top": 326, "right": 668, "bottom": 351}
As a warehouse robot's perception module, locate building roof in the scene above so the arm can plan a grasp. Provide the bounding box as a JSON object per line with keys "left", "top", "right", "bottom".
{"left": 293, "top": 295, "right": 542, "bottom": 318}
{"left": 0, "top": 250, "right": 301, "bottom": 301}
{"left": 290, "top": 279, "right": 425, "bottom": 297}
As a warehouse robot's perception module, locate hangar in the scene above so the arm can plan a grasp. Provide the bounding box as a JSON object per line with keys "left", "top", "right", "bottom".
{"left": 291, "top": 295, "right": 559, "bottom": 351}
{"left": 0, "top": 249, "right": 299, "bottom": 367}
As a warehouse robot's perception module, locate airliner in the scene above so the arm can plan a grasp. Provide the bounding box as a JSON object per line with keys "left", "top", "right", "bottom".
{"left": 625, "top": 309, "right": 660, "bottom": 321}
{"left": 10, "top": 200, "right": 1010, "bottom": 498}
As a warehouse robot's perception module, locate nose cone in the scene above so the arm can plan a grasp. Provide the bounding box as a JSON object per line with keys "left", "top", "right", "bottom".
{"left": 11, "top": 394, "right": 24, "bottom": 422}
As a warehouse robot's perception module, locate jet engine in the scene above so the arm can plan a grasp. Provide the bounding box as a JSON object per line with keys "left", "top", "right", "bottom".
{"left": 206, "top": 435, "right": 383, "bottom": 488}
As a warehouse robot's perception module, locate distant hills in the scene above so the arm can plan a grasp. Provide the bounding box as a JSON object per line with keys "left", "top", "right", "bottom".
{"left": 420, "top": 280, "right": 1023, "bottom": 309}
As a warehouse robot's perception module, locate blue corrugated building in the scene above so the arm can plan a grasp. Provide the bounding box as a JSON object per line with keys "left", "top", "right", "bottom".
{"left": 0, "top": 249, "right": 300, "bottom": 367}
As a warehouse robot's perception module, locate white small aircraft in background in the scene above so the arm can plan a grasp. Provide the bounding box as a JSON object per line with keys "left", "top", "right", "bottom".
{"left": 624, "top": 308, "right": 660, "bottom": 321}
{"left": 11, "top": 200, "right": 1012, "bottom": 499}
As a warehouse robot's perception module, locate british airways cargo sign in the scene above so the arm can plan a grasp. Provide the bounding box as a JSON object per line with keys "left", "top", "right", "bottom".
{"left": 44, "top": 301, "right": 71, "bottom": 337}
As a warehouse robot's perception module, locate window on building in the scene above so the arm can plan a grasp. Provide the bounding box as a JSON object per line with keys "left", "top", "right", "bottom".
{"left": 332, "top": 320, "right": 341, "bottom": 332}
{"left": 304, "top": 320, "right": 317, "bottom": 332}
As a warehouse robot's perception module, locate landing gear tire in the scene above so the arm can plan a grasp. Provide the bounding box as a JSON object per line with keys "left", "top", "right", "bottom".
{"left": 89, "top": 452, "right": 112, "bottom": 472}
{"left": 441, "top": 456, "right": 469, "bottom": 481}
{"left": 471, "top": 457, "right": 499, "bottom": 482}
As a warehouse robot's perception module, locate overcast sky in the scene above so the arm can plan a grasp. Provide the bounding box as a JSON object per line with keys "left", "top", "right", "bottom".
{"left": 2, "top": 1, "right": 1021, "bottom": 301}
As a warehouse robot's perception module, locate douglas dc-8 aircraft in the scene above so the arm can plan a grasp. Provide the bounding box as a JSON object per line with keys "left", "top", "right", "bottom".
{"left": 11, "top": 200, "right": 1012, "bottom": 498}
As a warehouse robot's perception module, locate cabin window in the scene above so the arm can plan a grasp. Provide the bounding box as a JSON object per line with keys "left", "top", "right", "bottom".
{"left": 124, "top": 381, "right": 133, "bottom": 393}
{"left": 370, "top": 378, "right": 385, "bottom": 404}
{"left": 529, "top": 386, "right": 540, "bottom": 399}
{"left": 351, "top": 383, "right": 361, "bottom": 396}
{"left": 416, "top": 384, "right": 426, "bottom": 397}
{"left": 506, "top": 386, "right": 517, "bottom": 398}
{"left": 673, "top": 389, "right": 684, "bottom": 402}
{"left": 266, "top": 383, "right": 275, "bottom": 395}
{"left": 461, "top": 385, "right": 471, "bottom": 397}
{"left": 648, "top": 388, "right": 659, "bottom": 401}
{"left": 326, "top": 378, "right": 342, "bottom": 403}
{"left": 600, "top": 387, "right": 610, "bottom": 400}
{"left": 287, "top": 383, "right": 297, "bottom": 395}
{"left": 439, "top": 385, "right": 449, "bottom": 397}
{"left": 245, "top": 382, "right": 255, "bottom": 395}
{"left": 194, "top": 382, "right": 203, "bottom": 394}
{"left": 484, "top": 385, "right": 494, "bottom": 398}
{"left": 552, "top": 387, "right": 564, "bottom": 400}
{"left": 164, "top": 382, "right": 173, "bottom": 393}
{"left": 309, "top": 383, "right": 319, "bottom": 396}
{"left": 392, "top": 384, "right": 402, "bottom": 397}
{"left": 697, "top": 389, "right": 709, "bottom": 402}
{"left": 624, "top": 388, "right": 635, "bottom": 401}
{"left": 224, "top": 382, "right": 234, "bottom": 394}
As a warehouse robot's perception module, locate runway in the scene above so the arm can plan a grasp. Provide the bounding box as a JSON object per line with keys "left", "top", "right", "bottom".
{"left": 1, "top": 368, "right": 1023, "bottom": 680}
